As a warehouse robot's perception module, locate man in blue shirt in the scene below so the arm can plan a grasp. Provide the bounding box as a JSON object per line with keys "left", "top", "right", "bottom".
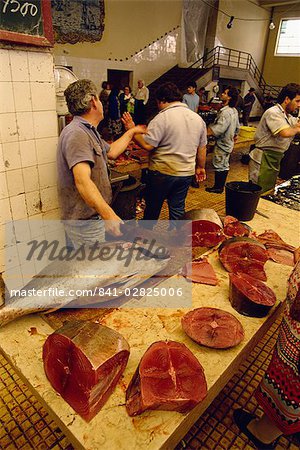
{"left": 206, "top": 86, "right": 240, "bottom": 193}
{"left": 183, "top": 81, "right": 200, "bottom": 113}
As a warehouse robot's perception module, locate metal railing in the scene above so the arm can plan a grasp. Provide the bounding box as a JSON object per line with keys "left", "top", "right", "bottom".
{"left": 190, "top": 46, "right": 282, "bottom": 98}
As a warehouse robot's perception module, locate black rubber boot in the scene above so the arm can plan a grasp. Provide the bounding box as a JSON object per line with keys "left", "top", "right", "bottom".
{"left": 205, "top": 171, "right": 228, "bottom": 193}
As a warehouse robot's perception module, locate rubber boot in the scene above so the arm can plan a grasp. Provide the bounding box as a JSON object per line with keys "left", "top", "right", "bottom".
{"left": 205, "top": 171, "right": 228, "bottom": 193}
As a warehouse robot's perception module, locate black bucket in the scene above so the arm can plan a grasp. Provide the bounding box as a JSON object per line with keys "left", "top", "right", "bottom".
{"left": 225, "top": 181, "right": 262, "bottom": 221}
{"left": 112, "top": 176, "right": 143, "bottom": 220}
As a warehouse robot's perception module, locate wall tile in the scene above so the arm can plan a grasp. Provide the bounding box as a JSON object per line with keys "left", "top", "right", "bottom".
{"left": 0, "top": 49, "right": 11, "bottom": 82}
{"left": 3, "top": 221, "right": 16, "bottom": 247}
{"left": 0, "top": 82, "right": 14, "bottom": 113}
{"left": 2, "top": 142, "right": 21, "bottom": 171}
{"left": 0, "top": 199, "right": 12, "bottom": 225}
{"left": 13, "top": 219, "right": 31, "bottom": 245}
{"left": 40, "top": 187, "right": 59, "bottom": 212}
{"left": 17, "top": 241, "right": 33, "bottom": 264}
{"left": 0, "top": 113, "right": 18, "bottom": 143}
{"left": 28, "top": 52, "right": 54, "bottom": 82}
{"left": 10, "top": 51, "right": 29, "bottom": 82}
{"left": 0, "top": 143, "right": 5, "bottom": 173}
{"left": 30, "top": 82, "right": 56, "bottom": 111}
{"left": 38, "top": 163, "right": 57, "bottom": 189}
{"left": 19, "top": 140, "right": 37, "bottom": 167}
{"left": 33, "top": 111, "right": 58, "bottom": 138}
{"left": 0, "top": 249, "right": 4, "bottom": 273}
{"left": 6, "top": 169, "right": 25, "bottom": 197}
{"left": 0, "top": 225, "right": 4, "bottom": 250}
{"left": 3, "top": 265, "right": 24, "bottom": 291}
{"left": 36, "top": 137, "right": 58, "bottom": 164}
{"left": 16, "top": 112, "right": 34, "bottom": 141}
{"left": 26, "top": 190, "right": 42, "bottom": 216}
{"left": 23, "top": 166, "right": 39, "bottom": 193}
{"left": 20, "top": 259, "right": 37, "bottom": 286}
{"left": 5, "top": 244, "right": 20, "bottom": 270}
{"left": 10, "top": 194, "right": 27, "bottom": 220}
{"left": 13, "top": 82, "right": 32, "bottom": 112}
{"left": 42, "top": 209, "right": 61, "bottom": 223}
{"left": 0, "top": 173, "right": 8, "bottom": 199}
{"left": 28, "top": 214, "right": 44, "bottom": 240}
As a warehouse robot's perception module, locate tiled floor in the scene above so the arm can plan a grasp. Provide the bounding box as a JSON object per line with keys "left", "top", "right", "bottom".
{"left": 1, "top": 149, "right": 298, "bottom": 449}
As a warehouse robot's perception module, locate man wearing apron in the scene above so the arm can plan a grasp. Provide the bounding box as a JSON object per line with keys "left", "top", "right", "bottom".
{"left": 249, "top": 83, "right": 300, "bottom": 193}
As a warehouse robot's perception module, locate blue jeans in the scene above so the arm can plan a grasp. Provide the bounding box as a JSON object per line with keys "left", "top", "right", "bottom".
{"left": 143, "top": 170, "right": 193, "bottom": 227}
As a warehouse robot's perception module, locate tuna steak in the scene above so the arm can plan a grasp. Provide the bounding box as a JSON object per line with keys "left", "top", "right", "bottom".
{"left": 255, "top": 230, "right": 295, "bottom": 252}
{"left": 229, "top": 272, "right": 276, "bottom": 318}
{"left": 182, "top": 307, "right": 244, "bottom": 349}
{"left": 43, "top": 321, "right": 130, "bottom": 421}
{"left": 254, "top": 230, "right": 295, "bottom": 267}
{"left": 182, "top": 259, "right": 218, "bottom": 286}
{"left": 125, "top": 341, "right": 207, "bottom": 416}
{"left": 219, "top": 237, "right": 269, "bottom": 281}
{"left": 223, "top": 216, "right": 250, "bottom": 237}
{"left": 267, "top": 248, "right": 294, "bottom": 267}
{"left": 184, "top": 209, "right": 225, "bottom": 248}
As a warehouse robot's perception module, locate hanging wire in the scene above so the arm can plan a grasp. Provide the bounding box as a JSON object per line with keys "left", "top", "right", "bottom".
{"left": 199, "top": 0, "right": 299, "bottom": 22}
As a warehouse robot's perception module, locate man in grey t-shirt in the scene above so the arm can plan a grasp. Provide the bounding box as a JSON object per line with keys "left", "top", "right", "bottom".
{"left": 249, "top": 83, "right": 300, "bottom": 193}
{"left": 122, "top": 82, "right": 207, "bottom": 227}
{"left": 57, "top": 79, "right": 145, "bottom": 248}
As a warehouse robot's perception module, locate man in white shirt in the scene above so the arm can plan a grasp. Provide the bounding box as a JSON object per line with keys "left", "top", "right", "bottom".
{"left": 134, "top": 80, "right": 149, "bottom": 124}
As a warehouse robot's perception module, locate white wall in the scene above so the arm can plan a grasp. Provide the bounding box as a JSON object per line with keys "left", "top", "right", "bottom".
{"left": 0, "top": 48, "right": 61, "bottom": 289}
{"left": 215, "top": 0, "right": 270, "bottom": 70}
{"left": 54, "top": 30, "right": 180, "bottom": 91}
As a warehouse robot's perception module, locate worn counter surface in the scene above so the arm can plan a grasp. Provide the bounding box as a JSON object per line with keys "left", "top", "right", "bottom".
{"left": 0, "top": 199, "right": 299, "bottom": 450}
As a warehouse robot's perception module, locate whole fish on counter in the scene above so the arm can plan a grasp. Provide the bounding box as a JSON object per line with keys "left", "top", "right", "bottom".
{"left": 0, "top": 241, "right": 170, "bottom": 327}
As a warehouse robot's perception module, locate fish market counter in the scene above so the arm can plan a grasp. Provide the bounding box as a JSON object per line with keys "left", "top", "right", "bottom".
{"left": 0, "top": 199, "right": 299, "bottom": 450}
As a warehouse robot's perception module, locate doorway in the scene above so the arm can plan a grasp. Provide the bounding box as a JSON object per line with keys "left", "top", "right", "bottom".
{"left": 107, "top": 69, "right": 132, "bottom": 90}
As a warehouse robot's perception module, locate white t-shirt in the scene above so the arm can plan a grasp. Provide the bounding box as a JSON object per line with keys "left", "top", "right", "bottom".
{"left": 144, "top": 102, "right": 207, "bottom": 176}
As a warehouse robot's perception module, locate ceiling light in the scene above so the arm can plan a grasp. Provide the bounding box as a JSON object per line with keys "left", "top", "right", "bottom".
{"left": 269, "top": 20, "right": 275, "bottom": 30}
{"left": 227, "top": 16, "right": 234, "bottom": 29}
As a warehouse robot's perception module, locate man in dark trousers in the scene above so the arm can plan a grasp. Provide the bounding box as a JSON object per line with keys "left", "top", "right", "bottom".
{"left": 205, "top": 86, "right": 240, "bottom": 194}
{"left": 242, "top": 88, "right": 255, "bottom": 126}
{"left": 122, "top": 83, "right": 207, "bottom": 227}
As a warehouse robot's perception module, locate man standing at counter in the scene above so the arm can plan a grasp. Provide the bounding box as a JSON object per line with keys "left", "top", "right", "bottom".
{"left": 183, "top": 81, "right": 200, "bottom": 113}
{"left": 122, "top": 82, "right": 207, "bottom": 227}
{"left": 249, "top": 83, "right": 300, "bottom": 193}
{"left": 205, "top": 86, "right": 239, "bottom": 194}
{"left": 134, "top": 80, "right": 149, "bottom": 124}
{"left": 57, "top": 79, "right": 145, "bottom": 248}
{"left": 242, "top": 87, "right": 256, "bottom": 126}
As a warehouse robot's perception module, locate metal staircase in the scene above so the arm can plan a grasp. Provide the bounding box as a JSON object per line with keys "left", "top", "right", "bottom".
{"left": 147, "top": 46, "right": 282, "bottom": 118}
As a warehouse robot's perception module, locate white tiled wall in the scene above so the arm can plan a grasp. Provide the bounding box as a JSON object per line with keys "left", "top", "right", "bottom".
{"left": 0, "top": 31, "right": 181, "bottom": 292}
{"left": 0, "top": 48, "right": 61, "bottom": 286}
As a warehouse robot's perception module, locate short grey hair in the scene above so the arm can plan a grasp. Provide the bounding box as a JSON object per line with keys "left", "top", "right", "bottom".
{"left": 64, "top": 79, "right": 98, "bottom": 116}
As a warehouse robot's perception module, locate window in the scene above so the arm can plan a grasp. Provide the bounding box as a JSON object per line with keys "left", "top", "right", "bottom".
{"left": 275, "top": 18, "right": 300, "bottom": 56}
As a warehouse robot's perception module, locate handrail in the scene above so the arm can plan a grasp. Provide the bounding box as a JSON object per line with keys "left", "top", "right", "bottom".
{"left": 189, "top": 46, "right": 282, "bottom": 98}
